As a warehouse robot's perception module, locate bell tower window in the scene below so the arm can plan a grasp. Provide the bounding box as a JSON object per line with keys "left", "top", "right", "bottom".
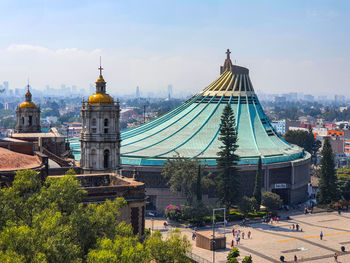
{"left": 104, "top": 149, "right": 110, "bottom": 169}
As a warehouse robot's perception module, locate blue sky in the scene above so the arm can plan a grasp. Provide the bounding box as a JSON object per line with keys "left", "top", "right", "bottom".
{"left": 1, "top": 0, "right": 349, "bottom": 97}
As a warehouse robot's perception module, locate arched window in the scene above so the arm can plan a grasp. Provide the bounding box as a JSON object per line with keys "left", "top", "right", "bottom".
{"left": 92, "top": 118, "right": 97, "bottom": 126}
{"left": 104, "top": 118, "right": 109, "bottom": 126}
{"left": 104, "top": 149, "right": 110, "bottom": 169}
{"left": 22, "top": 117, "right": 24, "bottom": 124}
{"left": 28, "top": 116, "right": 32, "bottom": 126}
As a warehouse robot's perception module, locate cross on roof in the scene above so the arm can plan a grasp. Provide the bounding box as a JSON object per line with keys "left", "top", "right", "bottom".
{"left": 226, "top": 49, "right": 231, "bottom": 59}
{"left": 98, "top": 56, "right": 103, "bottom": 76}
{"left": 27, "top": 78, "right": 30, "bottom": 91}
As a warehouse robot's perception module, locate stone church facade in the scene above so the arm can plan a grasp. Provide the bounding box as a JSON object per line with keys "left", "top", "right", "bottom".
{"left": 15, "top": 85, "right": 41, "bottom": 133}
{"left": 80, "top": 64, "right": 121, "bottom": 174}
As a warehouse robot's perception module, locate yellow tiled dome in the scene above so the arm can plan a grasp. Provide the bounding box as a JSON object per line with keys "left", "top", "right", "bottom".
{"left": 88, "top": 93, "right": 114, "bottom": 105}
{"left": 96, "top": 77, "right": 105, "bottom": 83}
{"left": 19, "top": 101, "right": 37, "bottom": 108}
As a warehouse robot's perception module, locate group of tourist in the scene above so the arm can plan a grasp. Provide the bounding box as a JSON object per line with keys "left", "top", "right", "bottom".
{"left": 231, "top": 227, "right": 252, "bottom": 247}
{"left": 262, "top": 215, "right": 279, "bottom": 224}
{"left": 291, "top": 223, "right": 302, "bottom": 232}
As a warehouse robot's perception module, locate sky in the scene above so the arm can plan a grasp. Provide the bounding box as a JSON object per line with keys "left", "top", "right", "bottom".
{"left": 0, "top": 0, "right": 350, "bottom": 97}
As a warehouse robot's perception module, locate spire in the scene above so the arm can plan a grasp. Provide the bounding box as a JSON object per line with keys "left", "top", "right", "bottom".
{"left": 96, "top": 57, "right": 106, "bottom": 94}
{"left": 25, "top": 79, "right": 32, "bottom": 102}
{"left": 98, "top": 56, "right": 104, "bottom": 78}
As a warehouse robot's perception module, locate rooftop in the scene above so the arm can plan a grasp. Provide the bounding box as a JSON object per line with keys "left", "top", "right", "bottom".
{"left": 120, "top": 51, "right": 306, "bottom": 166}
{"left": 0, "top": 147, "right": 42, "bottom": 171}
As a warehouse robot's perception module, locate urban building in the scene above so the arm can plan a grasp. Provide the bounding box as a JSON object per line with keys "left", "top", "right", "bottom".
{"left": 15, "top": 85, "right": 41, "bottom": 133}
{"left": 119, "top": 50, "right": 311, "bottom": 210}
{"left": 80, "top": 63, "right": 121, "bottom": 174}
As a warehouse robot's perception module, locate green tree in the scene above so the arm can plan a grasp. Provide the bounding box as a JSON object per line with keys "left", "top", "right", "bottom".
{"left": 227, "top": 247, "right": 240, "bottom": 263}
{"left": 239, "top": 196, "right": 257, "bottom": 215}
{"left": 87, "top": 223, "right": 149, "bottom": 263}
{"left": 317, "top": 137, "right": 339, "bottom": 204}
{"left": 337, "top": 176, "right": 350, "bottom": 201}
{"left": 145, "top": 229, "right": 191, "bottom": 263}
{"left": 0, "top": 170, "right": 192, "bottom": 262}
{"left": 162, "top": 155, "right": 209, "bottom": 205}
{"left": 242, "top": 255, "right": 253, "bottom": 263}
{"left": 253, "top": 157, "right": 263, "bottom": 209}
{"left": 261, "top": 192, "right": 282, "bottom": 212}
{"left": 284, "top": 128, "right": 321, "bottom": 160}
{"left": 196, "top": 165, "right": 202, "bottom": 202}
{"left": 216, "top": 105, "right": 240, "bottom": 208}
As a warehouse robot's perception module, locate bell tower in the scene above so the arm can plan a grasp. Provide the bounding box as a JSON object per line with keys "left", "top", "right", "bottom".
{"left": 80, "top": 60, "right": 121, "bottom": 173}
{"left": 15, "top": 83, "right": 41, "bottom": 133}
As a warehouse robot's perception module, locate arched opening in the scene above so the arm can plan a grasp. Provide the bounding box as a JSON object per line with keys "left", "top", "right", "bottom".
{"left": 104, "top": 149, "right": 110, "bottom": 169}
{"left": 28, "top": 116, "right": 32, "bottom": 126}
{"left": 104, "top": 118, "right": 109, "bottom": 126}
{"left": 22, "top": 117, "right": 24, "bottom": 125}
{"left": 92, "top": 118, "right": 96, "bottom": 126}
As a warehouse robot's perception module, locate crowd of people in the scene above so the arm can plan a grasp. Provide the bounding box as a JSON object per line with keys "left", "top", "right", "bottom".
{"left": 231, "top": 227, "right": 252, "bottom": 247}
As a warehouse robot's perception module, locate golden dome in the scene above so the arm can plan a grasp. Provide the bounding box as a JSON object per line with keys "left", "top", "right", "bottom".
{"left": 96, "top": 76, "right": 105, "bottom": 83}
{"left": 19, "top": 101, "right": 37, "bottom": 108}
{"left": 88, "top": 93, "right": 114, "bottom": 105}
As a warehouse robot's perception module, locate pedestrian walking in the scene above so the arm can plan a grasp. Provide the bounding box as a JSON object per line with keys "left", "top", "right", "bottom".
{"left": 296, "top": 224, "right": 299, "bottom": 231}
{"left": 231, "top": 240, "right": 234, "bottom": 248}
{"left": 334, "top": 252, "right": 338, "bottom": 262}
{"left": 232, "top": 228, "right": 235, "bottom": 237}
{"left": 192, "top": 232, "right": 196, "bottom": 240}
{"left": 292, "top": 224, "right": 295, "bottom": 230}
{"left": 248, "top": 231, "right": 251, "bottom": 239}
{"left": 294, "top": 255, "right": 298, "bottom": 262}
{"left": 320, "top": 231, "right": 323, "bottom": 240}
{"left": 236, "top": 235, "right": 240, "bottom": 245}
{"left": 242, "top": 231, "right": 245, "bottom": 239}
{"left": 237, "top": 230, "right": 241, "bottom": 236}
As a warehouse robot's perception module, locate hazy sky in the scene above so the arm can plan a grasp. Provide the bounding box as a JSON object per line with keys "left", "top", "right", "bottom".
{"left": 1, "top": 0, "right": 350, "bottom": 97}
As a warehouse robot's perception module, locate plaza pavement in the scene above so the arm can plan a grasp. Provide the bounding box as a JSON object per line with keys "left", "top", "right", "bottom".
{"left": 146, "top": 211, "right": 350, "bottom": 263}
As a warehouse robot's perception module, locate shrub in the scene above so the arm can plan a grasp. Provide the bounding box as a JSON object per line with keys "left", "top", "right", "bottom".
{"left": 239, "top": 196, "right": 257, "bottom": 214}
{"left": 262, "top": 192, "right": 283, "bottom": 211}
{"left": 227, "top": 247, "right": 240, "bottom": 263}
{"left": 164, "top": 205, "right": 181, "bottom": 220}
{"left": 242, "top": 255, "right": 253, "bottom": 263}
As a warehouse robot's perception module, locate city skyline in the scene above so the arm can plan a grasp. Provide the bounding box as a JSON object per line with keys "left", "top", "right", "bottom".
{"left": 0, "top": 0, "right": 350, "bottom": 96}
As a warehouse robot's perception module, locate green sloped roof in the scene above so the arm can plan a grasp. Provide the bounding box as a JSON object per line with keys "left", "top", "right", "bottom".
{"left": 121, "top": 67, "right": 307, "bottom": 166}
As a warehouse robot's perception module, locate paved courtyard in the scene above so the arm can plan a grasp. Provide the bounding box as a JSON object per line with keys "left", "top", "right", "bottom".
{"left": 146, "top": 211, "right": 350, "bottom": 262}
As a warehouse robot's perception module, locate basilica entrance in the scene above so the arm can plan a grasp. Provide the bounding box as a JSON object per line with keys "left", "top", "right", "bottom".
{"left": 272, "top": 186, "right": 290, "bottom": 204}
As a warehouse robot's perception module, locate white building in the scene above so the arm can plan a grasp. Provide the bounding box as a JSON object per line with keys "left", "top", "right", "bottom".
{"left": 80, "top": 64, "right": 121, "bottom": 174}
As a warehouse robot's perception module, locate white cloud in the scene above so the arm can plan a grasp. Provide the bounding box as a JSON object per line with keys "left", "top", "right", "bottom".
{"left": 6, "top": 44, "right": 101, "bottom": 55}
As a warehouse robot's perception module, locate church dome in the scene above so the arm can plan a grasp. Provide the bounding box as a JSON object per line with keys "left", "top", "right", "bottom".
{"left": 88, "top": 93, "right": 114, "bottom": 105}
{"left": 96, "top": 76, "right": 105, "bottom": 83}
{"left": 19, "top": 101, "right": 37, "bottom": 108}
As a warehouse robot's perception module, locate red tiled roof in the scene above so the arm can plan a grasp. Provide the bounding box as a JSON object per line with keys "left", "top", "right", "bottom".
{"left": 0, "top": 147, "right": 42, "bottom": 171}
